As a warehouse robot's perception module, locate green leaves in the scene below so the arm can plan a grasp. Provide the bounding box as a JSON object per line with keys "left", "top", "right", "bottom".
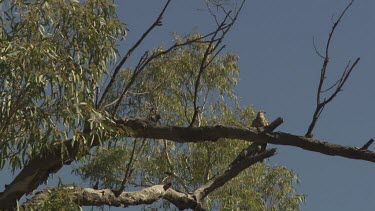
{"left": 1, "top": 2, "right": 305, "bottom": 210}
{"left": 79, "top": 32, "right": 304, "bottom": 210}
{"left": 0, "top": 0, "right": 126, "bottom": 170}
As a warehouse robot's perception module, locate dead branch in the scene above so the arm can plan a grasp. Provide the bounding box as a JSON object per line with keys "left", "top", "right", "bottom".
{"left": 306, "top": 0, "right": 359, "bottom": 137}
{"left": 115, "top": 118, "right": 375, "bottom": 162}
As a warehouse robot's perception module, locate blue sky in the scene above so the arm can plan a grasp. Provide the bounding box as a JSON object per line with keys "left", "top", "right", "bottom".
{"left": 115, "top": 1, "right": 375, "bottom": 210}
{"left": 117, "top": 0, "right": 375, "bottom": 210}
{"left": 1, "top": 0, "right": 374, "bottom": 210}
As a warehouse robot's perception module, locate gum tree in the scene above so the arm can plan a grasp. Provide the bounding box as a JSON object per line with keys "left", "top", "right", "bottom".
{"left": 0, "top": 0, "right": 371, "bottom": 210}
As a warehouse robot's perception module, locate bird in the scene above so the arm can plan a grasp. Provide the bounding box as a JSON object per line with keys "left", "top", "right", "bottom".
{"left": 228, "top": 111, "right": 269, "bottom": 170}
{"left": 251, "top": 111, "right": 269, "bottom": 153}
{"left": 251, "top": 111, "right": 269, "bottom": 128}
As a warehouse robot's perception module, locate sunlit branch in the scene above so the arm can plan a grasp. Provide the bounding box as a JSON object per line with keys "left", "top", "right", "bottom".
{"left": 305, "top": 0, "right": 359, "bottom": 138}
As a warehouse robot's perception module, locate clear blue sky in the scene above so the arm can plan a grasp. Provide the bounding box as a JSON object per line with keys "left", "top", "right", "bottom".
{"left": 1, "top": 0, "right": 374, "bottom": 210}
{"left": 113, "top": 1, "right": 375, "bottom": 210}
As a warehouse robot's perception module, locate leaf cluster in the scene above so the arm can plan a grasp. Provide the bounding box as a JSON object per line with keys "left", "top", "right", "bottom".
{"left": 0, "top": 0, "right": 126, "bottom": 170}
{"left": 77, "top": 33, "right": 304, "bottom": 210}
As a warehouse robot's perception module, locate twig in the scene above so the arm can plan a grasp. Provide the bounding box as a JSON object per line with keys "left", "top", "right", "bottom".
{"left": 189, "top": 0, "right": 245, "bottom": 127}
{"left": 110, "top": 34, "right": 221, "bottom": 116}
{"left": 98, "top": 0, "right": 172, "bottom": 108}
{"left": 305, "top": 0, "right": 359, "bottom": 137}
{"left": 113, "top": 138, "right": 138, "bottom": 197}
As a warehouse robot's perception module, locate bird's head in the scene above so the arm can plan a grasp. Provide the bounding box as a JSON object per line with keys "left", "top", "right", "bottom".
{"left": 258, "top": 111, "right": 266, "bottom": 117}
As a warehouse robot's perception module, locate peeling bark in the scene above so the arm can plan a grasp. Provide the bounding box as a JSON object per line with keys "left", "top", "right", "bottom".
{"left": 21, "top": 148, "right": 274, "bottom": 210}
{"left": 20, "top": 185, "right": 196, "bottom": 210}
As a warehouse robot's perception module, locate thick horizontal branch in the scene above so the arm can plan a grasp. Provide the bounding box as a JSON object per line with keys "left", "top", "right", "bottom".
{"left": 117, "top": 118, "right": 375, "bottom": 162}
{"left": 21, "top": 150, "right": 277, "bottom": 210}
{"left": 21, "top": 185, "right": 198, "bottom": 210}
{"left": 21, "top": 148, "right": 274, "bottom": 210}
{"left": 2, "top": 117, "right": 374, "bottom": 210}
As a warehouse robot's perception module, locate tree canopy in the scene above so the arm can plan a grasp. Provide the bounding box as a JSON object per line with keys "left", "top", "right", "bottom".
{"left": 0, "top": 0, "right": 372, "bottom": 210}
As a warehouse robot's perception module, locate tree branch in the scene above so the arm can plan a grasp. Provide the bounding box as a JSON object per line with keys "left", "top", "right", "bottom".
{"left": 194, "top": 149, "right": 277, "bottom": 202}
{"left": 20, "top": 185, "right": 198, "bottom": 210}
{"left": 2, "top": 115, "right": 374, "bottom": 210}
{"left": 98, "top": 0, "right": 172, "bottom": 108}
{"left": 109, "top": 33, "right": 219, "bottom": 116}
{"left": 361, "top": 139, "right": 374, "bottom": 150}
{"left": 115, "top": 118, "right": 375, "bottom": 162}
{"left": 21, "top": 150, "right": 275, "bottom": 210}
{"left": 189, "top": 0, "right": 245, "bottom": 127}
{"left": 306, "top": 0, "right": 359, "bottom": 137}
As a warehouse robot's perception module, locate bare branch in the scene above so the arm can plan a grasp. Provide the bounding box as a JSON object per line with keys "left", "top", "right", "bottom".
{"left": 361, "top": 139, "right": 374, "bottom": 150}
{"left": 265, "top": 117, "right": 284, "bottom": 132}
{"left": 110, "top": 30, "right": 230, "bottom": 116}
{"left": 206, "top": 1, "right": 220, "bottom": 26}
{"left": 98, "top": 0, "right": 172, "bottom": 108}
{"left": 114, "top": 118, "right": 375, "bottom": 162}
{"left": 305, "top": 0, "right": 359, "bottom": 137}
{"left": 190, "top": 0, "right": 245, "bottom": 127}
{"left": 113, "top": 138, "right": 139, "bottom": 197}
{"left": 312, "top": 36, "right": 325, "bottom": 59}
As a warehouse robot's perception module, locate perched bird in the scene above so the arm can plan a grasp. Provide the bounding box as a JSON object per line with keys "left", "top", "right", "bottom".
{"left": 228, "top": 111, "right": 269, "bottom": 170}
{"left": 251, "top": 111, "right": 269, "bottom": 128}
{"left": 251, "top": 111, "right": 269, "bottom": 153}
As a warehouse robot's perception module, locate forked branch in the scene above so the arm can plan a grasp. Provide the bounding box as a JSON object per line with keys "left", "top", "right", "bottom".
{"left": 305, "top": 0, "right": 360, "bottom": 138}
{"left": 21, "top": 149, "right": 275, "bottom": 210}
{"left": 189, "top": 0, "right": 245, "bottom": 127}
{"left": 98, "top": 0, "right": 172, "bottom": 108}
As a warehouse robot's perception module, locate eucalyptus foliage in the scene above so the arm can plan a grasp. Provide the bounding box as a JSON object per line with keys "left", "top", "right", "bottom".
{"left": 0, "top": 0, "right": 125, "bottom": 170}
{"left": 77, "top": 33, "right": 305, "bottom": 210}
{"left": 1, "top": 1, "right": 304, "bottom": 210}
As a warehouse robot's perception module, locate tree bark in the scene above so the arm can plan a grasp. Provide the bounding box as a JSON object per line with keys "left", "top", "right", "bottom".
{"left": 1, "top": 117, "right": 374, "bottom": 210}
